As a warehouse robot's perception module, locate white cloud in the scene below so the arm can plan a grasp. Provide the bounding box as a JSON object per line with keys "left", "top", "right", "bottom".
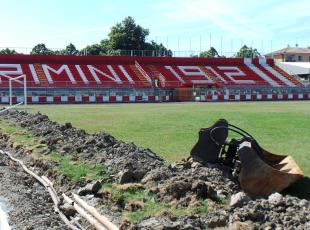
{"left": 1, "top": 0, "right": 309, "bottom": 52}
{"left": 152, "top": 0, "right": 310, "bottom": 40}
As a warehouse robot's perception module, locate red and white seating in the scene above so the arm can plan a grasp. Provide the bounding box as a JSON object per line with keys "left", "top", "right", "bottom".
{"left": 0, "top": 55, "right": 304, "bottom": 89}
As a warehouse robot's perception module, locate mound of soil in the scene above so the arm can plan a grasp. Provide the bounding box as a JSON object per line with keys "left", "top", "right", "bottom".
{"left": 0, "top": 110, "right": 309, "bottom": 229}
{"left": 4, "top": 110, "right": 164, "bottom": 182}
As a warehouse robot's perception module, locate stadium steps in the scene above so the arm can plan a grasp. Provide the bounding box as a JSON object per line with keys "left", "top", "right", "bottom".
{"left": 34, "top": 64, "right": 49, "bottom": 86}
{"left": 148, "top": 65, "right": 166, "bottom": 87}
{"left": 130, "top": 65, "right": 151, "bottom": 87}
{"left": 272, "top": 66, "right": 304, "bottom": 86}
{"left": 134, "top": 61, "right": 152, "bottom": 82}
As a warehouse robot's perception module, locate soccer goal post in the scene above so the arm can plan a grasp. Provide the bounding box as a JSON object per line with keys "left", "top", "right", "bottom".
{"left": 0, "top": 74, "right": 27, "bottom": 112}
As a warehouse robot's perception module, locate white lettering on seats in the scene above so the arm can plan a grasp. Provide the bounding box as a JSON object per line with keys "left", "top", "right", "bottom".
{"left": 118, "top": 65, "right": 134, "bottom": 83}
{"left": 0, "top": 64, "right": 23, "bottom": 75}
{"left": 75, "top": 65, "right": 89, "bottom": 84}
{"left": 29, "top": 64, "right": 40, "bottom": 84}
{"left": 0, "top": 64, "right": 23, "bottom": 84}
{"left": 217, "top": 66, "right": 255, "bottom": 84}
{"left": 165, "top": 66, "right": 185, "bottom": 84}
{"left": 42, "top": 64, "right": 77, "bottom": 84}
{"left": 178, "top": 66, "right": 213, "bottom": 83}
{"left": 87, "top": 65, "right": 122, "bottom": 84}
{"left": 205, "top": 66, "right": 227, "bottom": 83}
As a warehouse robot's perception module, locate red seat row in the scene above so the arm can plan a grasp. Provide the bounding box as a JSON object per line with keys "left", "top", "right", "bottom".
{"left": 0, "top": 55, "right": 304, "bottom": 89}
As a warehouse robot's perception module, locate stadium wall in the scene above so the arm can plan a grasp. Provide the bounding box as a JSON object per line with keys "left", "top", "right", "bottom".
{"left": 1, "top": 92, "right": 309, "bottom": 104}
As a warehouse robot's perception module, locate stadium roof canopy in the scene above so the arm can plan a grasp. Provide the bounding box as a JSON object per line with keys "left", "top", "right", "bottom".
{"left": 277, "top": 62, "right": 310, "bottom": 75}
{"left": 266, "top": 47, "right": 310, "bottom": 56}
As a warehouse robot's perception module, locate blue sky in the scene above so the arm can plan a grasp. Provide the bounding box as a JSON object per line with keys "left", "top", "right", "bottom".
{"left": 0, "top": 0, "right": 309, "bottom": 55}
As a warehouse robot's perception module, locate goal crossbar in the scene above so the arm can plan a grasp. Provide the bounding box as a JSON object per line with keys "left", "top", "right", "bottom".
{"left": 0, "top": 74, "right": 27, "bottom": 112}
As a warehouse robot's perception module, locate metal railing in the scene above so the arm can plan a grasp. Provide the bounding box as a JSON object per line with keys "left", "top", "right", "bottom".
{"left": 0, "top": 80, "right": 308, "bottom": 89}
{"left": 0, "top": 47, "right": 248, "bottom": 58}
{"left": 1, "top": 85, "right": 309, "bottom": 98}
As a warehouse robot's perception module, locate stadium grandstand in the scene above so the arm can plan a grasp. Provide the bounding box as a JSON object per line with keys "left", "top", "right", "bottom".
{"left": 0, "top": 54, "right": 309, "bottom": 104}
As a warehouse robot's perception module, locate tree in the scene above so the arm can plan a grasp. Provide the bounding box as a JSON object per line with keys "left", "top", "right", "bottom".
{"left": 141, "top": 41, "right": 172, "bottom": 57}
{"left": 150, "top": 41, "right": 172, "bottom": 57}
{"left": 30, "top": 17, "right": 171, "bottom": 57}
{"left": 80, "top": 17, "right": 171, "bottom": 56}
{"left": 80, "top": 44, "right": 102, "bottom": 55}
{"left": 62, "top": 43, "right": 79, "bottom": 55}
{"left": 200, "top": 47, "right": 220, "bottom": 57}
{"left": 108, "top": 16, "right": 149, "bottom": 50}
{"left": 235, "top": 45, "right": 260, "bottom": 58}
{"left": 0, "top": 48, "right": 18, "bottom": 54}
{"left": 80, "top": 39, "right": 111, "bottom": 56}
{"left": 31, "top": 43, "right": 54, "bottom": 55}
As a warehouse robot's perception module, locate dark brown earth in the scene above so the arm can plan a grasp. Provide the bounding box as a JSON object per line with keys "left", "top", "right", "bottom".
{"left": 0, "top": 110, "right": 309, "bottom": 229}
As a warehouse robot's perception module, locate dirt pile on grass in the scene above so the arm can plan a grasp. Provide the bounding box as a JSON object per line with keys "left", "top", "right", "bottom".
{"left": 0, "top": 111, "right": 239, "bottom": 200}
{"left": 3, "top": 110, "right": 164, "bottom": 182}
{"left": 142, "top": 159, "right": 239, "bottom": 204}
{"left": 0, "top": 110, "right": 309, "bottom": 230}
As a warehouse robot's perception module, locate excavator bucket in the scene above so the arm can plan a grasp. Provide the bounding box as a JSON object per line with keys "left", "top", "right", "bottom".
{"left": 190, "top": 119, "right": 228, "bottom": 164}
{"left": 191, "top": 119, "right": 304, "bottom": 197}
{"left": 238, "top": 141, "right": 304, "bottom": 197}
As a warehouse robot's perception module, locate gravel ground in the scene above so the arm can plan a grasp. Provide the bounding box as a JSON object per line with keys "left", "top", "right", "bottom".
{"left": 0, "top": 153, "right": 70, "bottom": 230}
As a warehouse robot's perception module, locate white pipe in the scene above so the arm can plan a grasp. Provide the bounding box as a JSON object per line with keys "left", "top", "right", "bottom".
{"left": 63, "top": 194, "right": 106, "bottom": 230}
{"left": 73, "top": 194, "right": 118, "bottom": 230}
{"left": 0, "top": 150, "right": 79, "bottom": 230}
{"left": 0, "top": 74, "right": 24, "bottom": 84}
{"left": 10, "top": 75, "right": 24, "bottom": 81}
{"left": 0, "top": 102, "right": 24, "bottom": 114}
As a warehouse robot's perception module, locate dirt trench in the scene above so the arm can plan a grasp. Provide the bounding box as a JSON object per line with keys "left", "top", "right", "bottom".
{"left": 0, "top": 110, "right": 309, "bottom": 230}
{"left": 0, "top": 153, "right": 70, "bottom": 230}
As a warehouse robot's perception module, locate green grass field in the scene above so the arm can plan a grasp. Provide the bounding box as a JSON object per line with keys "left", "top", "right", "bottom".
{"left": 24, "top": 101, "right": 310, "bottom": 176}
